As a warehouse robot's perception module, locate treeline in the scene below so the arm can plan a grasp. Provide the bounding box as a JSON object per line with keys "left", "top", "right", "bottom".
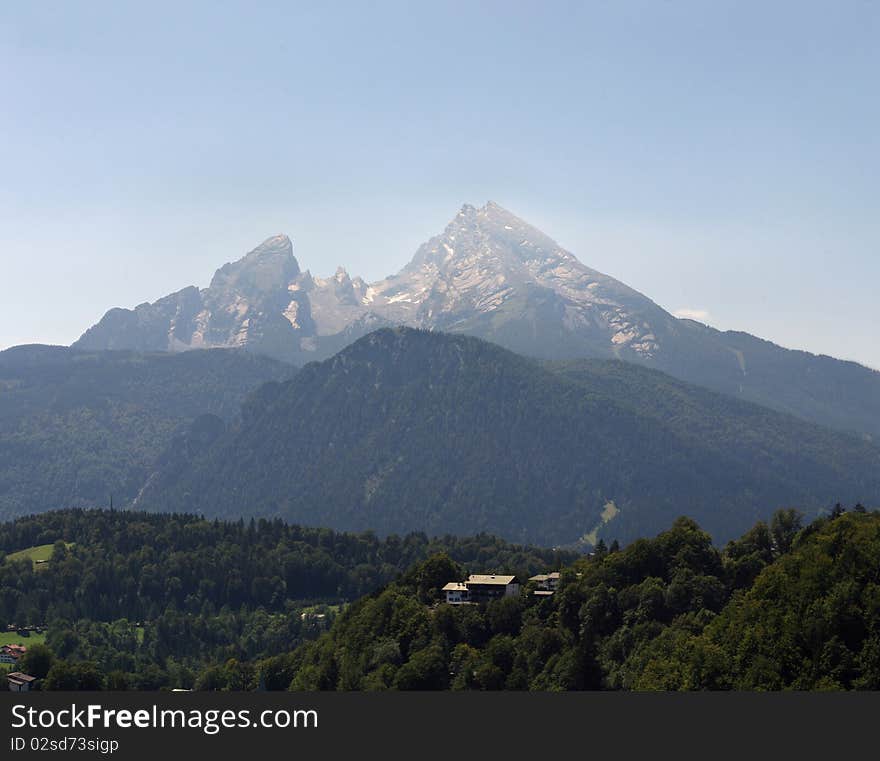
{"left": 0, "top": 345, "right": 292, "bottom": 521}
{"left": 15, "top": 607, "right": 337, "bottom": 691}
{"left": 0, "top": 508, "right": 572, "bottom": 689}
{"left": 5, "top": 506, "right": 878, "bottom": 690}
{"left": 284, "top": 505, "right": 880, "bottom": 691}
{"left": 0, "top": 509, "right": 572, "bottom": 624}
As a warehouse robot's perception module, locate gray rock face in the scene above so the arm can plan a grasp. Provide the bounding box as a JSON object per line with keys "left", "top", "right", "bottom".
{"left": 74, "top": 202, "right": 880, "bottom": 438}
{"left": 76, "top": 234, "right": 316, "bottom": 361}
{"left": 357, "top": 201, "right": 671, "bottom": 361}
{"left": 78, "top": 203, "right": 672, "bottom": 363}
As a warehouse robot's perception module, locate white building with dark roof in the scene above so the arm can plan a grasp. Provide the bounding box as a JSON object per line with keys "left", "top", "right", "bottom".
{"left": 442, "top": 582, "right": 470, "bottom": 604}
{"left": 443, "top": 574, "right": 521, "bottom": 604}
{"left": 529, "top": 572, "right": 561, "bottom": 595}
{"left": 7, "top": 672, "right": 37, "bottom": 692}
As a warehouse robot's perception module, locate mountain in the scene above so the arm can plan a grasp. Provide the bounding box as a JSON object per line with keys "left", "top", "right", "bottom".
{"left": 135, "top": 328, "right": 880, "bottom": 546}
{"left": 74, "top": 202, "right": 880, "bottom": 440}
{"left": 0, "top": 346, "right": 293, "bottom": 520}
{"left": 74, "top": 235, "right": 315, "bottom": 360}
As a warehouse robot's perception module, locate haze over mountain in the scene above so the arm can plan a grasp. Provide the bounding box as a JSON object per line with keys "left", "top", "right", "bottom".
{"left": 135, "top": 328, "right": 880, "bottom": 546}
{"left": 75, "top": 203, "right": 880, "bottom": 441}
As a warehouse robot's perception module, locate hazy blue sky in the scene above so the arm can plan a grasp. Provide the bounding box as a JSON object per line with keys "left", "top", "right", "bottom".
{"left": 2, "top": 1, "right": 878, "bottom": 367}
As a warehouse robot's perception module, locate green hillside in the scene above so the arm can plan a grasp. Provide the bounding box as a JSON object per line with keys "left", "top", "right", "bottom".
{"left": 6, "top": 543, "right": 55, "bottom": 564}
{"left": 0, "top": 508, "right": 573, "bottom": 689}
{"left": 288, "top": 508, "right": 880, "bottom": 691}
{"left": 2, "top": 507, "right": 877, "bottom": 690}
{"left": 138, "top": 328, "right": 880, "bottom": 545}
{"left": 0, "top": 345, "right": 293, "bottom": 520}
{"left": 0, "top": 631, "right": 46, "bottom": 647}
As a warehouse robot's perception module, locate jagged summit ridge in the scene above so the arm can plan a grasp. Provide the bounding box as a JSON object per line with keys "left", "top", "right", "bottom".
{"left": 76, "top": 232, "right": 314, "bottom": 356}
{"left": 64, "top": 200, "right": 759, "bottom": 364}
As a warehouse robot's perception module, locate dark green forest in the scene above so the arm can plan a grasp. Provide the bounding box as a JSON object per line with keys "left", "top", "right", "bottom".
{"left": 2, "top": 331, "right": 878, "bottom": 692}
{"left": 0, "top": 508, "right": 570, "bottom": 690}
{"left": 0, "top": 345, "right": 292, "bottom": 520}
{"left": 139, "top": 328, "right": 880, "bottom": 545}
{"left": 3, "top": 332, "right": 879, "bottom": 547}
{"left": 286, "top": 506, "right": 880, "bottom": 691}
{"left": 2, "top": 506, "right": 878, "bottom": 690}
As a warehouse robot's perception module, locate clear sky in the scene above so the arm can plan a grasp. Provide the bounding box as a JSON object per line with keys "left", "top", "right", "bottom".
{"left": 2, "top": 1, "right": 878, "bottom": 368}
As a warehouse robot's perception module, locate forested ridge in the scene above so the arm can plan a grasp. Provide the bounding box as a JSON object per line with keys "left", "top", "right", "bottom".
{"left": 2, "top": 506, "right": 877, "bottom": 690}
{"left": 139, "top": 328, "right": 880, "bottom": 545}
{"left": 3, "top": 331, "right": 879, "bottom": 548}
{"left": 286, "top": 506, "right": 880, "bottom": 691}
{"left": 0, "top": 508, "right": 571, "bottom": 690}
{"left": 0, "top": 345, "right": 293, "bottom": 521}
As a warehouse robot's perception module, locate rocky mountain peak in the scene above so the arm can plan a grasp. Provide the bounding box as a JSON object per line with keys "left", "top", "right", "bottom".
{"left": 74, "top": 205, "right": 659, "bottom": 363}
{"left": 253, "top": 233, "right": 294, "bottom": 256}
{"left": 421, "top": 201, "right": 563, "bottom": 268}
{"left": 479, "top": 199, "right": 517, "bottom": 221}
{"left": 209, "top": 234, "right": 300, "bottom": 294}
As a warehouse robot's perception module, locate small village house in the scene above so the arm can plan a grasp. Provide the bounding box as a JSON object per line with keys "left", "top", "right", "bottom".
{"left": 443, "top": 574, "right": 521, "bottom": 604}
{"left": 529, "top": 572, "right": 561, "bottom": 596}
{"left": 441, "top": 582, "right": 470, "bottom": 604}
{"left": 0, "top": 644, "right": 27, "bottom": 664}
{"left": 7, "top": 672, "right": 37, "bottom": 692}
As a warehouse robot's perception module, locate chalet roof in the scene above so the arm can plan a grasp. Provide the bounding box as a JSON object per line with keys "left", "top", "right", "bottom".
{"left": 442, "top": 582, "right": 468, "bottom": 592}
{"left": 529, "top": 572, "right": 561, "bottom": 582}
{"left": 467, "top": 574, "right": 518, "bottom": 586}
{"left": 7, "top": 672, "right": 37, "bottom": 683}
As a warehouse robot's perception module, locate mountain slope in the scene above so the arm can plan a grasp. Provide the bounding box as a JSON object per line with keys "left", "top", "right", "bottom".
{"left": 74, "top": 202, "right": 880, "bottom": 440}
{"left": 0, "top": 346, "right": 293, "bottom": 520}
{"left": 136, "top": 328, "right": 880, "bottom": 546}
